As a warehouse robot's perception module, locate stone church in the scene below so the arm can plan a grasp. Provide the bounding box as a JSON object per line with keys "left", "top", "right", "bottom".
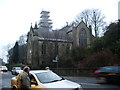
{"left": 26, "top": 11, "right": 93, "bottom": 68}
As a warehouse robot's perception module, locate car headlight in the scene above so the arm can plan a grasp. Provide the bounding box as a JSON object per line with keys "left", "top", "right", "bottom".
{"left": 16, "top": 71, "right": 19, "bottom": 73}
{"left": 74, "top": 86, "right": 83, "bottom": 90}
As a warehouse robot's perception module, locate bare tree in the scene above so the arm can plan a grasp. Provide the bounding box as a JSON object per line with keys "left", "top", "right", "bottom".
{"left": 2, "top": 43, "right": 13, "bottom": 63}
{"left": 18, "top": 34, "right": 27, "bottom": 45}
{"left": 90, "top": 9, "right": 106, "bottom": 37}
{"left": 74, "top": 9, "right": 106, "bottom": 37}
{"left": 75, "top": 9, "right": 90, "bottom": 27}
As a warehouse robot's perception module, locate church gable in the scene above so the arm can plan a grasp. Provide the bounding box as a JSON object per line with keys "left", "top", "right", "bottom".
{"left": 74, "top": 21, "right": 91, "bottom": 47}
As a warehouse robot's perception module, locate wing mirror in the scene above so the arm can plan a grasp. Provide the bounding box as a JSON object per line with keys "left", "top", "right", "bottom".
{"left": 31, "top": 81, "right": 38, "bottom": 85}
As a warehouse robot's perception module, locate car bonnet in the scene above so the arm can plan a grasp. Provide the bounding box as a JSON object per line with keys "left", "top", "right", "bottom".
{"left": 42, "top": 79, "right": 81, "bottom": 88}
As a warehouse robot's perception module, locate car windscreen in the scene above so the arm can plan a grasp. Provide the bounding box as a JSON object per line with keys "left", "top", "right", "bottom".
{"left": 99, "top": 66, "right": 120, "bottom": 73}
{"left": 14, "top": 67, "right": 21, "bottom": 70}
{"left": 1, "top": 66, "right": 7, "bottom": 69}
{"left": 35, "top": 71, "right": 63, "bottom": 84}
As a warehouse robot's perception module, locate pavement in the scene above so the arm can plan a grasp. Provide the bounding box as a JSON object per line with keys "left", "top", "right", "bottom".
{"left": 0, "top": 72, "right": 2, "bottom": 90}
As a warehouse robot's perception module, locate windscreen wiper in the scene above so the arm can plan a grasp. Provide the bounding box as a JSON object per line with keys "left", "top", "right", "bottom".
{"left": 50, "top": 80, "right": 60, "bottom": 82}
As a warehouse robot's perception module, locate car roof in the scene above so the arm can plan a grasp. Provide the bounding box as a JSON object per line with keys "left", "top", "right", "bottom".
{"left": 98, "top": 66, "right": 120, "bottom": 72}
{"left": 12, "top": 67, "right": 21, "bottom": 69}
{"left": 30, "top": 70, "right": 50, "bottom": 74}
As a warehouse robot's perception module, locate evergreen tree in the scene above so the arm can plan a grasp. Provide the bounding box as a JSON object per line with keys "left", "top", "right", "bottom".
{"left": 12, "top": 41, "right": 19, "bottom": 63}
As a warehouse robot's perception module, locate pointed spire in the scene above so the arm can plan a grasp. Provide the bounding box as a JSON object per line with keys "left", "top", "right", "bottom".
{"left": 66, "top": 22, "right": 68, "bottom": 26}
{"left": 30, "top": 23, "right": 34, "bottom": 32}
{"left": 81, "top": 17, "right": 83, "bottom": 21}
{"left": 30, "top": 23, "right": 33, "bottom": 29}
{"left": 89, "top": 25, "right": 92, "bottom": 34}
{"left": 34, "top": 22, "right": 38, "bottom": 29}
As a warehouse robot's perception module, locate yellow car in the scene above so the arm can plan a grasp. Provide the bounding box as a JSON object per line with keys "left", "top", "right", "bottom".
{"left": 11, "top": 70, "right": 83, "bottom": 90}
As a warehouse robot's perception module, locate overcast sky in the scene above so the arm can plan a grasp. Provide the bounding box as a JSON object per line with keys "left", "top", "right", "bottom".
{"left": 0, "top": 0, "right": 119, "bottom": 62}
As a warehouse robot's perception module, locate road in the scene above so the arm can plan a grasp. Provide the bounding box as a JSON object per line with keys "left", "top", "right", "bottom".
{"left": 0, "top": 71, "right": 120, "bottom": 90}
{"left": 64, "top": 76, "right": 120, "bottom": 90}
{"left": 0, "top": 71, "right": 12, "bottom": 90}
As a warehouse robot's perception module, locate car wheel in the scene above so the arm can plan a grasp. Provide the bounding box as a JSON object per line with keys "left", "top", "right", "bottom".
{"left": 12, "top": 86, "right": 17, "bottom": 90}
{"left": 99, "top": 77, "right": 107, "bottom": 83}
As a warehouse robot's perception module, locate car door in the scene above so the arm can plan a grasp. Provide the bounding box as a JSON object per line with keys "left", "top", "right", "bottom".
{"left": 30, "top": 74, "right": 45, "bottom": 90}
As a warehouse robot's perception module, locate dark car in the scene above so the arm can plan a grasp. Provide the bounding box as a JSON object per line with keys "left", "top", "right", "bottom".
{"left": 94, "top": 66, "right": 120, "bottom": 83}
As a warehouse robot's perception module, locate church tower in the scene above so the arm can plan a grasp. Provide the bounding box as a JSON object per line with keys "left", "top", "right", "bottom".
{"left": 38, "top": 11, "right": 53, "bottom": 31}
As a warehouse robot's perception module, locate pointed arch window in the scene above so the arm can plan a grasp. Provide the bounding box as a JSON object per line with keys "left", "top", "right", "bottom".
{"left": 79, "top": 28, "right": 87, "bottom": 47}
{"left": 54, "top": 43, "right": 58, "bottom": 56}
{"left": 66, "top": 44, "right": 70, "bottom": 54}
{"left": 41, "top": 43, "right": 46, "bottom": 54}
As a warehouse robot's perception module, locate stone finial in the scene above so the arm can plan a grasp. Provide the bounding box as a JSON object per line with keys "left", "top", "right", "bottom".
{"left": 81, "top": 17, "right": 83, "bottom": 21}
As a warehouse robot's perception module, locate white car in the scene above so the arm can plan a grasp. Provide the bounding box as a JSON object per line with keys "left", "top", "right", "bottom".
{"left": 11, "top": 70, "right": 83, "bottom": 90}
{"left": 0, "top": 66, "right": 8, "bottom": 72}
{"left": 11, "top": 67, "right": 23, "bottom": 75}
